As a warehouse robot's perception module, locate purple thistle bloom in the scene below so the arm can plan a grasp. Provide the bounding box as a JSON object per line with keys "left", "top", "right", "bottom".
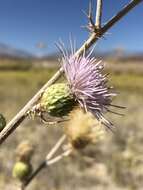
{"left": 58, "top": 43, "right": 122, "bottom": 130}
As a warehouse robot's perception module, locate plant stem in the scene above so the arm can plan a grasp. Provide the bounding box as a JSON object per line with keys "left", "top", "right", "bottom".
{"left": 21, "top": 135, "right": 66, "bottom": 188}
{"left": 95, "top": 0, "right": 102, "bottom": 29}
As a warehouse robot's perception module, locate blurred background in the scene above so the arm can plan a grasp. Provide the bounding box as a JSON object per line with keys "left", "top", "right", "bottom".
{"left": 0, "top": 0, "right": 143, "bottom": 190}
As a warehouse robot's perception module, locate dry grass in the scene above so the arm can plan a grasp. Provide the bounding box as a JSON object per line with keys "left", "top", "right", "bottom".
{"left": 0, "top": 64, "right": 143, "bottom": 190}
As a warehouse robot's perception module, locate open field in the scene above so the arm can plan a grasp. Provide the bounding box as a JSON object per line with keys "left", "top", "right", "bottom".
{"left": 0, "top": 64, "right": 143, "bottom": 190}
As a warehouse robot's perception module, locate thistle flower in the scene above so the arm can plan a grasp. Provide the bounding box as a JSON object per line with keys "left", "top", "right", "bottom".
{"left": 60, "top": 46, "right": 118, "bottom": 130}
{"left": 39, "top": 42, "right": 122, "bottom": 129}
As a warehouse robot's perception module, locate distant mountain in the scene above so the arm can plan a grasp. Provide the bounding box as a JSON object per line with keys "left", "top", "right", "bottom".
{"left": 1, "top": 42, "right": 142, "bottom": 62}
{"left": 0, "top": 43, "right": 34, "bottom": 59}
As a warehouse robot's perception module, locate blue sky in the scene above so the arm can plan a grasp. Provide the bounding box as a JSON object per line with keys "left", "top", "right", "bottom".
{"left": 0, "top": 0, "right": 142, "bottom": 56}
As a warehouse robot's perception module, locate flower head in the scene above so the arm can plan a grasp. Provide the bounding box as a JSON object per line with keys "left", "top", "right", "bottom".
{"left": 65, "top": 108, "right": 105, "bottom": 149}
{"left": 38, "top": 42, "right": 122, "bottom": 129}
{"left": 16, "top": 141, "right": 35, "bottom": 163}
{"left": 61, "top": 48, "right": 117, "bottom": 130}
{"left": 40, "top": 83, "right": 76, "bottom": 117}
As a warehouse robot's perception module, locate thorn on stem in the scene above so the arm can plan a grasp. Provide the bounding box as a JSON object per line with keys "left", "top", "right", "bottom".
{"left": 82, "top": 1, "right": 102, "bottom": 36}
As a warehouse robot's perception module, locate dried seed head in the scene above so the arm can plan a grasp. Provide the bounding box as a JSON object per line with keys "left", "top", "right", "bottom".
{"left": 16, "top": 141, "right": 34, "bottom": 163}
{"left": 12, "top": 162, "right": 32, "bottom": 182}
{"left": 64, "top": 108, "right": 105, "bottom": 149}
{"left": 0, "top": 114, "right": 6, "bottom": 132}
{"left": 40, "top": 83, "right": 77, "bottom": 117}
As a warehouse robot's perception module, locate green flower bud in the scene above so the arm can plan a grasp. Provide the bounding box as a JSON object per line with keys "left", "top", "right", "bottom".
{"left": 12, "top": 162, "right": 32, "bottom": 181}
{"left": 40, "top": 83, "right": 76, "bottom": 117}
{"left": 0, "top": 114, "right": 6, "bottom": 132}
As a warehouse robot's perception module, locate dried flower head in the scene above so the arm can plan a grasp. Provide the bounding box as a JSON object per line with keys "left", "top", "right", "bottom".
{"left": 59, "top": 44, "right": 119, "bottom": 130}
{"left": 16, "top": 141, "right": 35, "bottom": 163}
{"left": 65, "top": 108, "right": 105, "bottom": 149}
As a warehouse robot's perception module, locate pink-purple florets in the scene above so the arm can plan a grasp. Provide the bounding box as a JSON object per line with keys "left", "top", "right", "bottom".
{"left": 61, "top": 50, "right": 118, "bottom": 130}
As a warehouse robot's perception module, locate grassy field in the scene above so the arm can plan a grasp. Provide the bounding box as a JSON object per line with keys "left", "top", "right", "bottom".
{"left": 0, "top": 65, "right": 143, "bottom": 190}
{"left": 0, "top": 58, "right": 32, "bottom": 71}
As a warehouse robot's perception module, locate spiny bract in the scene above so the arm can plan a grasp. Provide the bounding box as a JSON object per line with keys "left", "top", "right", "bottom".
{"left": 40, "top": 83, "right": 76, "bottom": 117}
